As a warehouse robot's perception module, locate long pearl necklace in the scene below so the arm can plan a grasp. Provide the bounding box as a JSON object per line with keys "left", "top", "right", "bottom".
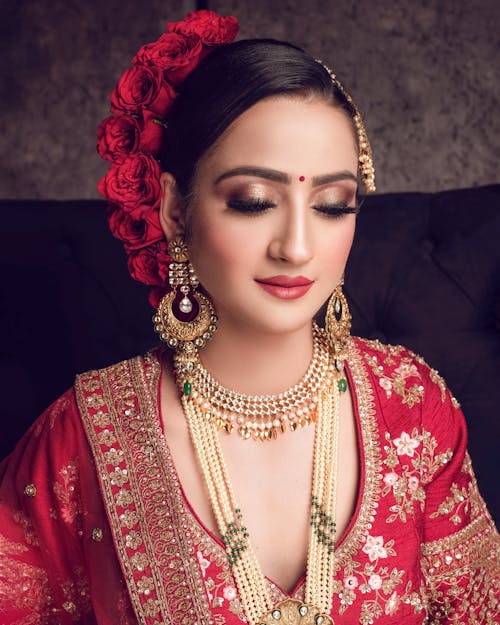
{"left": 174, "top": 325, "right": 343, "bottom": 625}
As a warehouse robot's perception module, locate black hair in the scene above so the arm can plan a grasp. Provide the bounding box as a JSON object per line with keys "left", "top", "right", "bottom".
{"left": 160, "top": 38, "right": 356, "bottom": 199}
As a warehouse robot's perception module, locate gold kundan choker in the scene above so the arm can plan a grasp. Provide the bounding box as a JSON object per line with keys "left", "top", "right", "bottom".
{"left": 181, "top": 323, "right": 333, "bottom": 441}
{"left": 173, "top": 324, "right": 345, "bottom": 625}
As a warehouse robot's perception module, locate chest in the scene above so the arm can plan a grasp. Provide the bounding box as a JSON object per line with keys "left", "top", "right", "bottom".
{"left": 162, "top": 386, "right": 360, "bottom": 594}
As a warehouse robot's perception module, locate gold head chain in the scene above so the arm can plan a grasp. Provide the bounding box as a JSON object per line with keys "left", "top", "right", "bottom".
{"left": 318, "top": 60, "right": 376, "bottom": 194}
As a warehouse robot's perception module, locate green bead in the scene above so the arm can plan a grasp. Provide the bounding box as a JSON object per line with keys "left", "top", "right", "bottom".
{"left": 338, "top": 378, "right": 347, "bottom": 393}
{"left": 183, "top": 381, "right": 192, "bottom": 396}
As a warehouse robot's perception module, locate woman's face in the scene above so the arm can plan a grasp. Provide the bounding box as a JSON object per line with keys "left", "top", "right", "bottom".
{"left": 164, "top": 96, "right": 359, "bottom": 336}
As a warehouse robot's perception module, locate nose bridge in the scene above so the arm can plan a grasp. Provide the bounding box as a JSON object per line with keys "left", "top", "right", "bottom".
{"left": 275, "top": 198, "right": 312, "bottom": 264}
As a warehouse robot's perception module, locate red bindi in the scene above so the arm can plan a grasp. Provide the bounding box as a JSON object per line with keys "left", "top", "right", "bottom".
{"left": 299, "top": 175, "right": 305, "bottom": 182}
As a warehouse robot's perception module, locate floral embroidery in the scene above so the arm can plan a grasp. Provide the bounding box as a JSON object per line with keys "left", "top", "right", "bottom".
{"left": 393, "top": 431, "right": 420, "bottom": 457}
{"left": 0, "top": 533, "right": 53, "bottom": 624}
{"left": 382, "top": 428, "right": 452, "bottom": 523}
{"left": 362, "top": 535, "right": 395, "bottom": 562}
{"left": 197, "top": 548, "right": 244, "bottom": 617}
{"left": 344, "top": 574, "right": 359, "bottom": 589}
{"left": 12, "top": 509, "right": 39, "bottom": 547}
{"left": 421, "top": 516, "right": 499, "bottom": 624}
{"left": 429, "top": 483, "right": 469, "bottom": 525}
{"left": 334, "top": 553, "right": 414, "bottom": 624}
{"left": 365, "top": 353, "right": 424, "bottom": 407}
{"left": 53, "top": 460, "right": 82, "bottom": 525}
{"left": 197, "top": 550, "right": 211, "bottom": 576}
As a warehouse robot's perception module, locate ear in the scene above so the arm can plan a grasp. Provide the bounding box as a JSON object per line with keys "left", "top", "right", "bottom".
{"left": 159, "top": 172, "right": 185, "bottom": 240}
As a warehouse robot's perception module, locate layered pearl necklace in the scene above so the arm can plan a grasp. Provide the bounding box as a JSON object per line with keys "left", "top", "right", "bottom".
{"left": 174, "top": 324, "right": 344, "bottom": 625}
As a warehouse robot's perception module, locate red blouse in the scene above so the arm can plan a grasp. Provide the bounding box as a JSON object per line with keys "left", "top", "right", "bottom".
{"left": 0, "top": 337, "right": 498, "bottom": 624}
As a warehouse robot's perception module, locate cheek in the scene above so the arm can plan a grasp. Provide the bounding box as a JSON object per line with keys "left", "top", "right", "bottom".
{"left": 187, "top": 218, "right": 254, "bottom": 283}
{"left": 320, "top": 220, "right": 356, "bottom": 268}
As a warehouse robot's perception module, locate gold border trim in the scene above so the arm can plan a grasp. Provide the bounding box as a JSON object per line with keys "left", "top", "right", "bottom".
{"left": 76, "top": 355, "right": 213, "bottom": 625}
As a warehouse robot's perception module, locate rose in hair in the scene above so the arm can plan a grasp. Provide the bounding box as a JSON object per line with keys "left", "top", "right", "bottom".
{"left": 108, "top": 208, "right": 164, "bottom": 251}
{"left": 110, "top": 65, "right": 175, "bottom": 115}
{"left": 97, "top": 10, "right": 239, "bottom": 300}
{"left": 134, "top": 32, "right": 203, "bottom": 85}
{"left": 167, "top": 10, "right": 239, "bottom": 45}
{"left": 127, "top": 240, "right": 171, "bottom": 286}
{"left": 98, "top": 153, "right": 162, "bottom": 213}
{"left": 97, "top": 115, "right": 141, "bottom": 163}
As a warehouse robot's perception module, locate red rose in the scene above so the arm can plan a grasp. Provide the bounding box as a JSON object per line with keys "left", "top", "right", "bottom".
{"left": 98, "top": 153, "right": 162, "bottom": 213}
{"left": 97, "top": 115, "right": 141, "bottom": 163}
{"left": 127, "top": 240, "right": 171, "bottom": 286}
{"left": 110, "top": 65, "right": 175, "bottom": 115}
{"left": 133, "top": 32, "right": 203, "bottom": 85}
{"left": 168, "top": 10, "right": 239, "bottom": 45}
{"left": 108, "top": 208, "right": 164, "bottom": 251}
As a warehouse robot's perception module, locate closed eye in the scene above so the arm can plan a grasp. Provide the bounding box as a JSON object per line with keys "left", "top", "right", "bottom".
{"left": 226, "top": 198, "right": 276, "bottom": 214}
{"left": 312, "top": 204, "right": 360, "bottom": 218}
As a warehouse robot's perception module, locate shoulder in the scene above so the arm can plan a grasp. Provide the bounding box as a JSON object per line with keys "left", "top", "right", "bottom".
{"left": 350, "top": 335, "right": 461, "bottom": 409}
{"left": 75, "top": 349, "right": 160, "bottom": 389}
{"left": 349, "top": 336, "right": 465, "bottom": 445}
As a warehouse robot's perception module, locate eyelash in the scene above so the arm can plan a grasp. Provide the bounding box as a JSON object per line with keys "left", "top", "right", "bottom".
{"left": 226, "top": 198, "right": 360, "bottom": 219}
{"left": 226, "top": 198, "right": 276, "bottom": 213}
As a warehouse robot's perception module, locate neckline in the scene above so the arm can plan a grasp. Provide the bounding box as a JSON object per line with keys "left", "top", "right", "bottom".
{"left": 153, "top": 337, "right": 379, "bottom": 600}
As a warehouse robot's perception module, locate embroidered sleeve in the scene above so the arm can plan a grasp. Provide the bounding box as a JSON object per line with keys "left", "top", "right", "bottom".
{"left": 0, "top": 390, "right": 94, "bottom": 624}
{"left": 417, "top": 362, "right": 500, "bottom": 624}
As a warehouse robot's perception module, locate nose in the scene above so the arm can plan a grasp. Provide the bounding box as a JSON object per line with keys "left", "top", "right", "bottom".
{"left": 268, "top": 204, "right": 313, "bottom": 266}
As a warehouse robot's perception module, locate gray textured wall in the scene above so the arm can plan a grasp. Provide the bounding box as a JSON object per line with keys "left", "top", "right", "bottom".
{"left": 1, "top": 0, "right": 499, "bottom": 198}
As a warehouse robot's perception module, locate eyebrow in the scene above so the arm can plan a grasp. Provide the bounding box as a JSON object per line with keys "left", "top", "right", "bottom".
{"left": 214, "top": 166, "right": 357, "bottom": 187}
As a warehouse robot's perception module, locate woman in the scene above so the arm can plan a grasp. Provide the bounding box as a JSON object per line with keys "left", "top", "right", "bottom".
{"left": 0, "top": 10, "right": 498, "bottom": 625}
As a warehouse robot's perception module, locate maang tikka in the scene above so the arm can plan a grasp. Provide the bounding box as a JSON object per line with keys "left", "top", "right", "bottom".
{"left": 153, "top": 238, "right": 218, "bottom": 392}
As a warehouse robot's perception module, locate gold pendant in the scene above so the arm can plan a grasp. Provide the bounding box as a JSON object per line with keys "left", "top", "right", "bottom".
{"left": 258, "top": 599, "right": 334, "bottom": 625}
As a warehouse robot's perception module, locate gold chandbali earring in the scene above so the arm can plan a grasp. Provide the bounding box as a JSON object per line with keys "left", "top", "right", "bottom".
{"left": 325, "top": 276, "right": 352, "bottom": 394}
{"left": 153, "top": 238, "right": 218, "bottom": 391}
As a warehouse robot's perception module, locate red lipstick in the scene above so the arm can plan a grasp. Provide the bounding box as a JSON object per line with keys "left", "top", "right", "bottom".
{"left": 255, "top": 275, "right": 314, "bottom": 300}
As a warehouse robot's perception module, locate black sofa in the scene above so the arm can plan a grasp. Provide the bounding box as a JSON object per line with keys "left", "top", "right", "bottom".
{"left": 1, "top": 184, "right": 499, "bottom": 523}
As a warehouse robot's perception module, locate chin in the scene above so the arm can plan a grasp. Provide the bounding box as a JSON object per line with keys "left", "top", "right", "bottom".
{"left": 227, "top": 304, "right": 320, "bottom": 337}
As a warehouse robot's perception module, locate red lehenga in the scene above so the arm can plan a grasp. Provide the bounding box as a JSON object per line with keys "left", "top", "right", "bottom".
{"left": 0, "top": 337, "right": 498, "bottom": 624}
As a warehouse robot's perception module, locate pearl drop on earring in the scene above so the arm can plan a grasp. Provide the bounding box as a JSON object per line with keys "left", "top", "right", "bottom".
{"left": 179, "top": 296, "right": 193, "bottom": 314}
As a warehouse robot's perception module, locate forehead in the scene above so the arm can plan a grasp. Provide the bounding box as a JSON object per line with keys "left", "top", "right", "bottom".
{"left": 200, "top": 96, "right": 358, "bottom": 176}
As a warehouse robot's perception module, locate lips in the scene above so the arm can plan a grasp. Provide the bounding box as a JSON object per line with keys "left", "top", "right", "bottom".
{"left": 255, "top": 275, "right": 314, "bottom": 300}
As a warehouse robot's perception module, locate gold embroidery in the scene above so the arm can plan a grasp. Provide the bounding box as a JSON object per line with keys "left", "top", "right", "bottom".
{"left": 428, "top": 369, "right": 447, "bottom": 403}
{"left": 334, "top": 552, "right": 422, "bottom": 623}
{"left": 33, "top": 393, "right": 69, "bottom": 437}
{"left": 77, "top": 355, "right": 215, "bottom": 625}
{"left": 104, "top": 448, "right": 125, "bottom": 465}
{"left": 12, "top": 509, "right": 39, "bottom": 547}
{"left": 75, "top": 338, "right": 498, "bottom": 625}
{"left": 59, "top": 566, "right": 92, "bottom": 618}
{"left": 23, "top": 483, "right": 36, "bottom": 497}
{"left": 429, "top": 483, "right": 469, "bottom": 526}
{"left": 382, "top": 428, "right": 452, "bottom": 523}
{"left": 53, "top": 459, "right": 82, "bottom": 525}
{"left": 0, "top": 533, "right": 53, "bottom": 625}
{"left": 421, "top": 515, "right": 499, "bottom": 623}
{"left": 97, "top": 428, "right": 117, "bottom": 446}
{"left": 0, "top": 536, "right": 91, "bottom": 623}
{"left": 364, "top": 352, "right": 424, "bottom": 408}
